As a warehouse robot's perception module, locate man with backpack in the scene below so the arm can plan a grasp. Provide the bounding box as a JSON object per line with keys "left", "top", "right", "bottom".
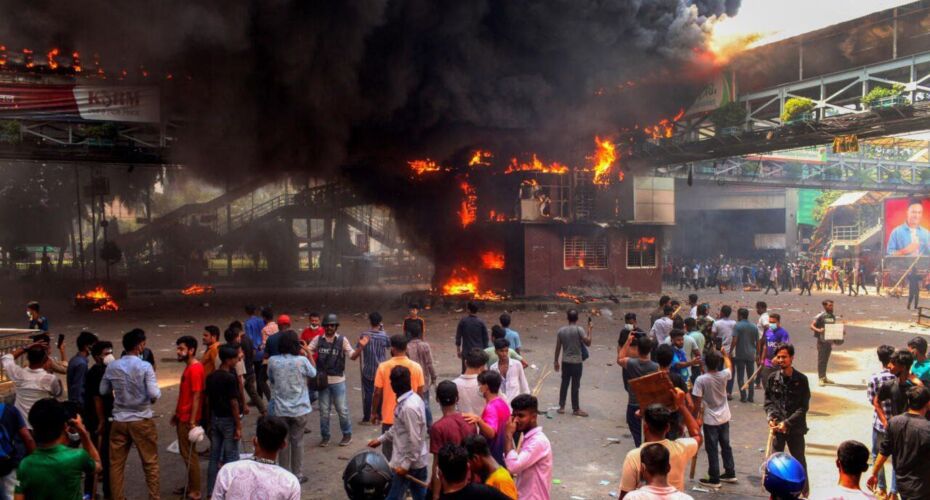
{"left": 308, "top": 313, "right": 355, "bottom": 447}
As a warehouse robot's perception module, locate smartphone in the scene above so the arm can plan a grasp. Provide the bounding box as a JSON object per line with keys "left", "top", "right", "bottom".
{"left": 57, "top": 334, "right": 65, "bottom": 349}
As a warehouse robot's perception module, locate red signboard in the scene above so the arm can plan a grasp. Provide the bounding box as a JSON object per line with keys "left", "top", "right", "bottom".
{"left": 884, "top": 197, "right": 930, "bottom": 257}
{"left": 0, "top": 84, "right": 159, "bottom": 123}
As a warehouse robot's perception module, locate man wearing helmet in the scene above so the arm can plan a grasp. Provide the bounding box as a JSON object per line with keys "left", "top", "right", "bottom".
{"left": 309, "top": 313, "right": 356, "bottom": 448}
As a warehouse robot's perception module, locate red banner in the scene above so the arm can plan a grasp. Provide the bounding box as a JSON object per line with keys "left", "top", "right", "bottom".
{"left": 0, "top": 84, "right": 159, "bottom": 123}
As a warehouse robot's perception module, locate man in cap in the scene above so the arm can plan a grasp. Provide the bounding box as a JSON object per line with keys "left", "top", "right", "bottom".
{"left": 309, "top": 313, "right": 355, "bottom": 447}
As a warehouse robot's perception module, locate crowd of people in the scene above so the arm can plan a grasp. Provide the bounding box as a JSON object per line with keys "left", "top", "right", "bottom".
{"left": 3, "top": 294, "right": 930, "bottom": 500}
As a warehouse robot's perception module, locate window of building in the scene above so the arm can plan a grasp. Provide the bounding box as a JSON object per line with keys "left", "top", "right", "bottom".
{"left": 563, "top": 235, "right": 607, "bottom": 269}
{"left": 627, "top": 236, "right": 657, "bottom": 269}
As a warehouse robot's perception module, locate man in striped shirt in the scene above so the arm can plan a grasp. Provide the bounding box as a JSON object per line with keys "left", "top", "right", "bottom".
{"left": 866, "top": 345, "right": 896, "bottom": 497}
{"left": 352, "top": 312, "right": 390, "bottom": 424}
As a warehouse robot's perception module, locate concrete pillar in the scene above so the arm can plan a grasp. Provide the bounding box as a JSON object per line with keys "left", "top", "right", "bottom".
{"left": 784, "top": 188, "right": 799, "bottom": 257}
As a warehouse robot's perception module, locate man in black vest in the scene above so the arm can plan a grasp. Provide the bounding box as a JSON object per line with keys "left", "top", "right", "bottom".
{"left": 309, "top": 314, "right": 356, "bottom": 447}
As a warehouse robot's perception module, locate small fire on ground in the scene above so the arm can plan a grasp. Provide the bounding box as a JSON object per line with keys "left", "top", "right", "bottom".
{"left": 441, "top": 267, "right": 505, "bottom": 301}
{"left": 75, "top": 286, "right": 119, "bottom": 311}
{"left": 181, "top": 284, "right": 215, "bottom": 296}
{"left": 556, "top": 291, "right": 598, "bottom": 304}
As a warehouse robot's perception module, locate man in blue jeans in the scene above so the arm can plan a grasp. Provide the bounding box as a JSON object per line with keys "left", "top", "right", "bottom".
{"left": 692, "top": 349, "right": 736, "bottom": 488}
{"left": 205, "top": 344, "right": 242, "bottom": 496}
{"left": 367, "top": 366, "right": 429, "bottom": 500}
{"left": 617, "top": 333, "right": 658, "bottom": 447}
{"left": 309, "top": 313, "right": 355, "bottom": 447}
{"left": 351, "top": 312, "right": 391, "bottom": 425}
{"left": 866, "top": 345, "right": 896, "bottom": 497}
{"left": 730, "top": 308, "right": 759, "bottom": 403}
{"left": 268, "top": 331, "right": 316, "bottom": 483}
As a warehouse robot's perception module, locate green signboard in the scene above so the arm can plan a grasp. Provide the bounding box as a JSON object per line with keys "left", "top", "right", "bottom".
{"left": 797, "top": 189, "right": 820, "bottom": 226}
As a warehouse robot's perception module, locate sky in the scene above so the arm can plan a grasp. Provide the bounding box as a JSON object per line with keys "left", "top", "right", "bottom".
{"left": 714, "top": 0, "right": 916, "bottom": 46}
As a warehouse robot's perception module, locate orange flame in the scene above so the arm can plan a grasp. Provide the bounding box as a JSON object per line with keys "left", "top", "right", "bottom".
{"left": 481, "top": 251, "right": 505, "bottom": 270}
{"left": 408, "top": 159, "right": 442, "bottom": 175}
{"left": 469, "top": 150, "right": 493, "bottom": 167}
{"left": 487, "top": 210, "right": 507, "bottom": 222}
{"left": 71, "top": 51, "right": 81, "bottom": 72}
{"left": 441, "top": 267, "right": 505, "bottom": 300}
{"left": 46, "top": 48, "right": 59, "bottom": 70}
{"left": 458, "top": 181, "right": 477, "bottom": 228}
{"left": 75, "top": 286, "right": 119, "bottom": 312}
{"left": 644, "top": 108, "right": 685, "bottom": 139}
{"left": 589, "top": 136, "right": 617, "bottom": 185}
{"left": 22, "top": 48, "right": 34, "bottom": 68}
{"left": 181, "top": 284, "right": 215, "bottom": 296}
{"left": 505, "top": 154, "right": 569, "bottom": 175}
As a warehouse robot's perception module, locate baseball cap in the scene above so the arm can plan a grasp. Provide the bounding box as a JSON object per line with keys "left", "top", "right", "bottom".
{"left": 277, "top": 314, "right": 291, "bottom": 326}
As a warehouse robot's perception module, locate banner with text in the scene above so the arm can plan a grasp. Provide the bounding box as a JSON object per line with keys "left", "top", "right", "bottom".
{"left": 0, "top": 84, "right": 160, "bottom": 123}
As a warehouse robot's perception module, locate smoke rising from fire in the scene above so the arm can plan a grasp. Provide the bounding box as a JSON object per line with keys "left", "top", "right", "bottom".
{"left": 0, "top": 0, "right": 740, "bottom": 262}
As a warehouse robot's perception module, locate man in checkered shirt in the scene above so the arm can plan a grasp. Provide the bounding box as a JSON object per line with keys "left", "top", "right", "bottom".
{"left": 866, "top": 345, "right": 897, "bottom": 497}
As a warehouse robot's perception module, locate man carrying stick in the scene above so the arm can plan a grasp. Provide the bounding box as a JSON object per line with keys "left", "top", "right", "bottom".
{"left": 764, "top": 343, "right": 810, "bottom": 497}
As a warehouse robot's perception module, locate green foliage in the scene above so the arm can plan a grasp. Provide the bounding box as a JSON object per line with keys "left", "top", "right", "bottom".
{"left": 812, "top": 190, "right": 843, "bottom": 223}
{"left": 710, "top": 102, "right": 747, "bottom": 129}
{"left": 781, "top": 98, "right": 815, "bottom": 123}
{"left": 0, "top": 120, "right": 20, "bottom": 144}
{"left": 84, "top": 122, "right": 119, "bottom": 139}
{"left": 861, "top": 84, "right": 905, "bottom": 107}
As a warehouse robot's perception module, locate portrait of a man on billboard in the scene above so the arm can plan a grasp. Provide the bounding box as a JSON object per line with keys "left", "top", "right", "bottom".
{"left": 886, "top": 197, "right": 930, "bottom": 257}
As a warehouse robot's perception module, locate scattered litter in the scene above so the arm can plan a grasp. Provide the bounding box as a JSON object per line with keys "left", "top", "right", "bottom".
{"left": 609, "top": 492, "right": 618, "bottom": 498}
{"left": 530, "top": 364, "right": 538, "bottom": 370}
{"left": 353, "top": 387, "right": 361, "bottom": 391}
{"left": 552, "top": 479, "right": 562, "bottom": 485}
{"left": 158, "top": 324, "right": 167, "bottom": 328}
{"left": 599, "top": 480, "right": 611, "bottom": 486}
{"left": 692, "top": 486, "right": 711, "bottom": 493}
{"left": 606, "top": 437, "right": 622, "bottom": 443}
{"left": 570, "top": 496, "right": 586, "bottom": 500}
{"left": 758, "top": 448, "right": 765, "bottom": 452}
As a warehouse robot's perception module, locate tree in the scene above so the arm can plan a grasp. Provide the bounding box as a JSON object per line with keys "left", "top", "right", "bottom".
{"left": 812, "top": 190, "right": 843, "bottom": 223}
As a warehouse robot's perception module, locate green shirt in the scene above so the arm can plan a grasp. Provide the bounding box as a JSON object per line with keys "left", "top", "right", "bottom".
{"left": 912, "top": 359, "right": 930, "bottom": 385}
{"left": 687, "top": 330, "right": 706, "bottom": 353}
{"left": 16, "top": 444, "right": 95, "bottom": 500}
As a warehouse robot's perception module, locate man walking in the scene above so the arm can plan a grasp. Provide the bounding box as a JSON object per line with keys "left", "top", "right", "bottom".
{"left": 102, "top": 329, "right": 161, "bottom": 500}
{"left": 758, "top": 313, "right": 789, "bottom": 391}
{"left": 504, "top": 394, "right": 553, "bottom": 500}
{"left": 867, "top": 386, "right": 930, "bottom": 500}
{"left": 764, "top": 264, "right": 779, "bottom": 295}
{"left": 205, "top": 345, "right": 243, "bottom": 496}
{"left": 173, "top": 335, "right": 205, "bottom": 499}
{"left": 368, "top": 366, "right": 429, "bottom": 500}
{"left": 455, "top": 302, "right": 488, "bottom": 374}
{"left": 731, "top": 308, "right": 759, "bottom": 403}
{"left": 906, "top": 268, "right": 923, "bottom": 310}
{"left": 354, "top": 312, "right": 391, "bottom": 425}
{"left": 406, "top": 321, "right": 437, "bottom": 426}
{"left": 692, "top": 350, "right": 736, "bottom": 488}
{"left": 553, "top": 309, "right": 592, "bottom": 417}
{"left": 811, "top": 300, "right": 837, "bottom": 386}
{"left": 268, "top": 331, "right": 316, "bottom": 482}
{"left": 244, "top": 305, "right": 267, "bottom": 409}
{"left": 453, "top": 349, "right": 487, "bottom": 416}
{"left": 765, "top": 343, "right": 811, "bottom": 495}
{"left": 429, "top": 381, "right": 477, "bottom": 497}
{"left": 308, "top": 314, "right": 354, "bottom": 447}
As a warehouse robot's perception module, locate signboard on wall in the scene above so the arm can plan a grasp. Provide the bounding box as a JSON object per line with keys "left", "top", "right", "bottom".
{"left": 0, "top": 84, "right": 160, "bottom": 123}
{"left": 884, "top": 197, "right": 930, "bottom": 257}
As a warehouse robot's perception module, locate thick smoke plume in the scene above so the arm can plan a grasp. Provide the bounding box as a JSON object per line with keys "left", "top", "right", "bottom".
{"left": 0, "top": 0, "right": 740, "bottom": 261}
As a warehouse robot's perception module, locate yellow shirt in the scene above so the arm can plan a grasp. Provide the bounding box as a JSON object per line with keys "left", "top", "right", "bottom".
{"left": 487, "top": 466, "right": 518, "bottom": 500}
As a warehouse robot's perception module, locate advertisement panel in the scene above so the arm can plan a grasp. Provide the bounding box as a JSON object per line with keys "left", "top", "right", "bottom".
{"left": 884, "top": 197, "right": 930, "bottom": 257}
{"left": 0, "top": 84, "right": 159, "bottom": 123}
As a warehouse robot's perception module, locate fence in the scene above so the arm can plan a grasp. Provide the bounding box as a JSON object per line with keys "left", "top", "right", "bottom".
{"left": 0, "top": 329, "right": 41, "bottom": 396}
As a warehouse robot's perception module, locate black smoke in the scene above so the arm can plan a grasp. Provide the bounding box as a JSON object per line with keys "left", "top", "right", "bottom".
{"left": 0, "top": 0, "right": 740, "bottom": 261}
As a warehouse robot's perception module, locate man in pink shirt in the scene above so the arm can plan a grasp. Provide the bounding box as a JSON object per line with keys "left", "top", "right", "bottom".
{"left": 504, "top": 394, "right": 552, "bottom": 500}
{"left": 464, "top": 370, "right": 510, "bottom": 465}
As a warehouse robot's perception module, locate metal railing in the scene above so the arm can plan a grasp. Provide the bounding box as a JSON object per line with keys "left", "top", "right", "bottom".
{"left": 0, "top": 329, "right": 40, "bottom": 391}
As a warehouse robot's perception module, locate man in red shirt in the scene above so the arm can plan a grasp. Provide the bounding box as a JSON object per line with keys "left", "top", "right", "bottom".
{"left": 173, "top": 335, "right": 205, "bottom": 499}
{"left": 429, "top": 381, "right": 477, "bottom": 495}
{"left": 300, "top": 312, "right": 324, "bottom": 363}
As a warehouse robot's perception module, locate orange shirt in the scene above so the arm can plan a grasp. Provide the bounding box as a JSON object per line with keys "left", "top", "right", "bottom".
{"left": 201, "top": 342, "right": 219, "bottom": 377}
{"left": 374, "top": 356, "right": 424, "bottom": 425}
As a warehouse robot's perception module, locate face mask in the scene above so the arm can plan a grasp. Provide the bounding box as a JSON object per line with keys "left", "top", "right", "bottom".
{"left": 67, "top": 430, "right": 80, "bottom": 443}
{"left": 769, "top": 323, "right": 777, "bottom": 329}
{"left": 625, "top": 324, "right": 634, "bottom": 331}
{"left": 103, "top": 354, "right": 115, "bottom": 365}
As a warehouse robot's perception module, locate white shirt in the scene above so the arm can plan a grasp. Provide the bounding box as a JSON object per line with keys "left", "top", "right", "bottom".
{"left": 624, "top": 484, "right": 694, "bottom": 500}
{"left": 810, "top": 485, "right": 877, "bottom": 500}
{"left": 650, "top": 317, "right": 674, "bottom": 345}
{"left": 712, "top": 319, "right": 736, "bottom": 353}
{"left": 210, "top": 458, "right": 301, "bottom": 500}
{"left": 453, "top": 374, "right": 486, "bottom": 415}
{"left": 0, "top": 354, "right": 62, "bottom": 428}
{"left": 619, "top": 438, "right": 699, "bottom": 493}
{"left": 491, "top": 360, "right": 530, "bottom": 401}
{"left": 757, "top": 312, "right": 770, "bottom": 334}
{"left": 689, "top": 306, "right": 697, "bottom": 319}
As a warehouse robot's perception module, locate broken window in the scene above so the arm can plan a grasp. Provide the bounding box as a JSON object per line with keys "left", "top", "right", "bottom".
{"left": 627, "top": 236, "right": 657, "bottom": 269}
{"left": 563, "top": 235, "right": 607, "bottom": 269}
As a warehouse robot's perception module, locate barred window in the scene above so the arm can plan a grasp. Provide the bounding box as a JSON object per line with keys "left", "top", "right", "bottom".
{"left": 563, "top": 235, "right": 607, "bottom": 269}
{"left": 627, "top": 236, "right": 657, "bottom": 269}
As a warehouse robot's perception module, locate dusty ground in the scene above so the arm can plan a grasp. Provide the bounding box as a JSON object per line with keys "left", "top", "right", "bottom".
{"left": 2, "top": 284, "right": 926, "bottom": 499}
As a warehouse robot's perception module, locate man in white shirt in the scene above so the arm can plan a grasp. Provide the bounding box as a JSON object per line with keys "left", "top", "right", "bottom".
{"left": 618, "top": 395, "right": 702, "bottom": 498}
{"left": 650, "top": 306, "right": 674, "bottom": 346}
{"left": 212, "top": 415, "right": 300, "bottom": 500}
{"left": 712, "top": 306, "right": 737, "bottom": 398}
{"left": 811, "top": 440, "right": 876, "bottom": 500}
{"left": 454, "top": 348, "right": 488, "bottom": 415}
{"left": 0, "top": 341, "right": 62, "bottom": 426}
{"left": 490, "top": 339, "right": 529, "bottom": 401}
{"left": 624, "top": 443, "right": 694, "bottom": 500}
{"left": 692, "top": 349, "right": 735, "bottom": 489}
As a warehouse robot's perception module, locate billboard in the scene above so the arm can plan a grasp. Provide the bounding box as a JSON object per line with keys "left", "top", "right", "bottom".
{"left": 885, "top": 197, "right": 930, "bottom": 257}
{"left": 0, "top": 84, "right": 160, "bottom": 123}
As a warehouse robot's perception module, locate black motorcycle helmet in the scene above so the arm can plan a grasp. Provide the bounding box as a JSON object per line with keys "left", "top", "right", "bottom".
{"left": 322, "top": 313, "right": 340, "bottom": 327}
{"left": 343, "top": 451, "right": 391, "bottom": 500}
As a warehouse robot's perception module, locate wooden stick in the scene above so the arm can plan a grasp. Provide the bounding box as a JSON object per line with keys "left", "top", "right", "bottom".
{"left": 760, "top": 428, "right": 775, "bottom": 492}
{"left": 404, "top": 473, "right": 430, "bottom": 488}
{"left": 741, "top": 364, "right": 765, "bottom": 392}
{"left": 689, "top": 403, "right": 704, "bottom": 479}
{"left": 516, "top": 366, "right": 555, "bottom": 452}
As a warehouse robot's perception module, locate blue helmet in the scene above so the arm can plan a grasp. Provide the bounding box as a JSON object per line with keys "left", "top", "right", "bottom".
{"left": 763, "top": 453, "right": 806, "bottom": 499}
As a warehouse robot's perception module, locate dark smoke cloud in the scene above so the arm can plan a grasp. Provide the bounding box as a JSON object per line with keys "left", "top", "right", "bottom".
{"left": 0, "top": 0, "right": 739, "bottom": 260}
